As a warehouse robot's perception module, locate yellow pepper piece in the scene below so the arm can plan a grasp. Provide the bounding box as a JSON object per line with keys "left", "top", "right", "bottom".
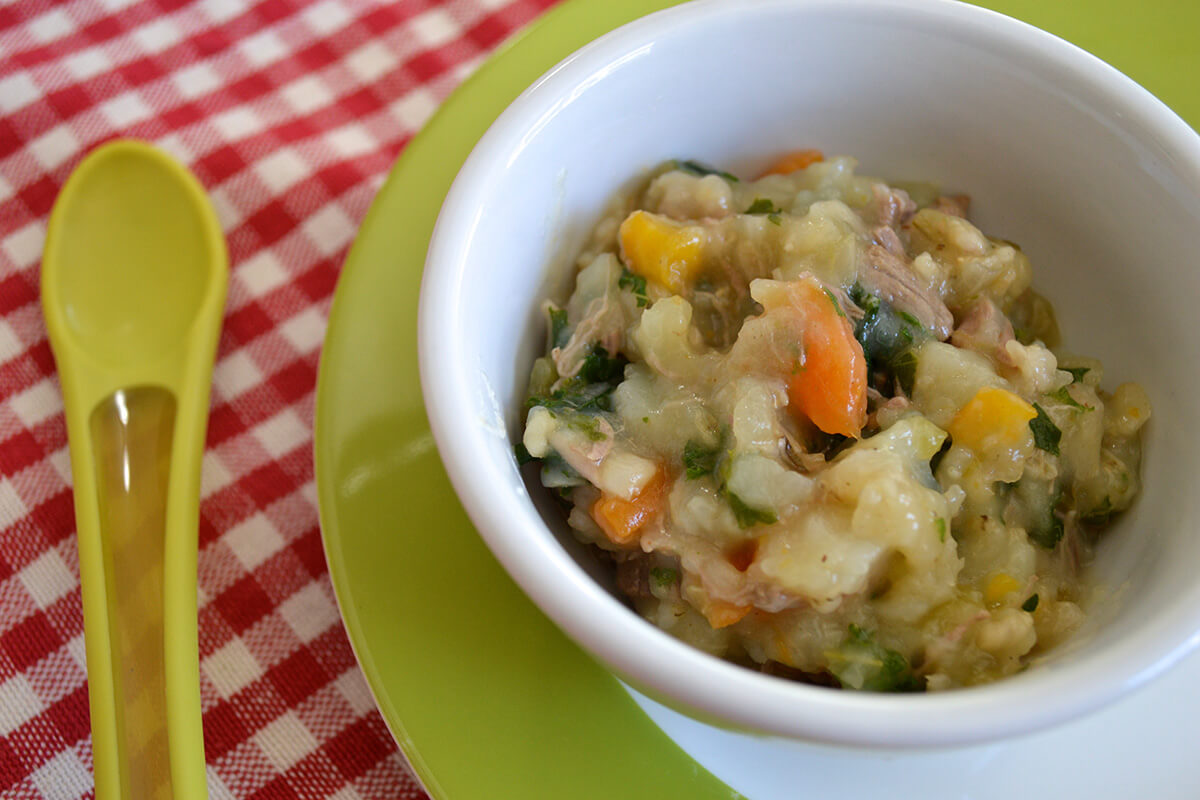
{"left": 618, "top": 210, "right": 704, "bottom": 294}
{"left": 984, "top": 572, "right": 1022, "bottom": 606}
{"left": 947, "top": 386, "right": 1036, "bottom": 453}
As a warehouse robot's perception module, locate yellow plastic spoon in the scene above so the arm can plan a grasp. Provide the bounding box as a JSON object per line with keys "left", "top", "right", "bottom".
{"left": 41, "top": 140, "right": 226, "bottom": 800}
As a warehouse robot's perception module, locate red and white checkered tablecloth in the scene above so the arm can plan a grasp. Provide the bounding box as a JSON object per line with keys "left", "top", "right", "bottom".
{"left": 0, "top": 0, "right": 560, "bottom": 796}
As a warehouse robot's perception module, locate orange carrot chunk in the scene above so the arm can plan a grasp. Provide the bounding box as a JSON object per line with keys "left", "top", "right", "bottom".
{"left": 785, "top": 278, "right": 868, "bottom": 438}
{"left": 591, "top": 471, "right": 667, "bottom": 546}
{"left": 758, "top": 148, "right": 824, "bottom": 178}
{"left": 704, "top": 600, "right": 752, "bottom": 629}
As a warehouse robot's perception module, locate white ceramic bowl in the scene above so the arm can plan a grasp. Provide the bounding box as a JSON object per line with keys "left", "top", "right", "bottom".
{"left": 419, "top": 0, "right": 1200, "bottom": 747}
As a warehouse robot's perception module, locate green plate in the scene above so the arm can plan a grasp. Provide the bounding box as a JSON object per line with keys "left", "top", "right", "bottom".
{"left": 313, "top": 1, "right": 1197, "bottom": 798}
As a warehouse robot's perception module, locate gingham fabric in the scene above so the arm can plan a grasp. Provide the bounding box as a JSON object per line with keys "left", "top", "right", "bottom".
{"left": 0, "top": 0, "right": 560, "bottom": 796}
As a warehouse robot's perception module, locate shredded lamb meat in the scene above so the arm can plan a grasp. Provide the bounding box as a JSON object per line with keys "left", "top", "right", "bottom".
{"left": 857, "top": 243, "right": 954, "bottom": 338}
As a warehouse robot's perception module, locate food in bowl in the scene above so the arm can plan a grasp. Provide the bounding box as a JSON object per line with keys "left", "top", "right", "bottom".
{"left": 517, "top": 152, "right": 1150, "bottom": 691}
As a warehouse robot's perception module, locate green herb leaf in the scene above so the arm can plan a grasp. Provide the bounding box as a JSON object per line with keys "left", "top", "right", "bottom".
{"left": 726, "top": 491, "right": 777, "bottom": 529}
{"left": 683, "top": 439, "right": 722, "bottom": 480}
{"left": 1049, "top": 385, "right": 1091, "bottom": 411}
{"left": 618, "top": 267, "right": 650, "bottom": 307}
{"left": 540, "top": 452, "right": 585, "bottom": 488}
{"left": 1028, "top": 507, "right": 1064, "bottom": 549}
{"left": 650, "top": 567, "right": 678, "bottom": 588}
{"left": 1022, "top": 593, "right": 1039, "bottom": 612}
{"left": 767, "top": 212, "right": 782, "bottom": 226}
{"left": 1064, "top": 366, "right": 1090, "bottom": 383}
{"left": 936, "top": 517, "right": 947, "bottom": 542}
{"left": 549, "top": 306, "right": 571, "bottom": 349}
{"left": 848, "top": 282, "right": 881, "bottom": 317}
{"left": 577, "top": 345, "right": 627, "bottom": 384}
{"left": 674, "top": 159, "right": 739, "bottom": 182}
{"left": 1029, "top": 403, "right": 1062, "bottom": 456}
{"left": 824, "top": 288, "right": 846, "bottom": 318}
{"left": 567, "top": 415, "right": 607, "bottom": 442}
{"left": 745, "top": 197, "right": 779, "bottom": 214}
{"left": 527, "top": 381, "right": 617, "bottom": 414}
{"left": 514, "top": 442, "right": 535, "bottom": 465}
{"left": 829, "top": 625, "right": 922, "bottom": 692}
{"left": 847, "top": 283, "right": 925, "bottom": 394}
{"left": 891, "top": 349, "right": 919, "bottom": 396}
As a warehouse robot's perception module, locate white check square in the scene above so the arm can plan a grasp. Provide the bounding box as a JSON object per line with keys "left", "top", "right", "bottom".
{"left": 28, "top": 8, "right": 74, "bottom": 44}
{"left": 64, "top": 48, "right": 111, "bottom": 81}
{"left": 280, "top": 75, "right": 333, "bottom": 115}
{"left": 254, "top": 148, "right": 309, "bottom": 194}
{"left": 173, "top": 63, "right": 221, "bottom": 100}
{"left": 345, "top": 41, "right": 396, "bottom": 84}
{"left": 224, "top": 513, "right": 286, "bottom": 572}
{"left": 100, "top": 91, "right": 153, "bottom": 128}
{"left": 29, "top": 125, "right": 80, "bottom": 171}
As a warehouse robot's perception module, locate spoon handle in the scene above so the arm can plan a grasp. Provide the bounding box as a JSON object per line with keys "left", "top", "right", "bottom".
{"left": 69, "top": 383, "right": 210, "bottom": 800}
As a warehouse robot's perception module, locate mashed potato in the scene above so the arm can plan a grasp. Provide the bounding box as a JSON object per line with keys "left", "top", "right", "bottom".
{"left": 519, "top": 153, "right": 1150, "bottom": 690}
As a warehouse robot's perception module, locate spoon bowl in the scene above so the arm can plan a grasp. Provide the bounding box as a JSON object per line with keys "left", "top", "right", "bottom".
{"left": 42, "top": 140, "right": 227, "bottom": 800}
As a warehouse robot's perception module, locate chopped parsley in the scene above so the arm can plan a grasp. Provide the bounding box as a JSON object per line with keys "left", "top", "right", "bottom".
{"left": 1064, "top": 366, "right": 1091, "bottom": 383}
{"left": 548, "top": 306, "right": 571, "bottom": 349}
{"left": 745, "top": 197, "right": 783, "bottom": 224}
{"left": 618, "top": 267, "right": 650, "bottom": 307}
{"left": 673, "top": 159, "right": 739, "bottom": 182}
{"left": 726, "top": 491, "right": 777, "bottom": 529}
{"left": 847, "top": 282, "right": 924, "bottom": 394}
{"left": 1022, "top": 594, "right": 1040, "bottom": 613}
{"left": 829, "top": 625, "right": 922, "bottom": 692}
{"left": 1028, "top": 499, "right": 1065, "bottom": 549}
{"left": 848, "top": 282, "right": 881, "bottom": 317}
{"left": 650, "top": 567, "right": 678, "bottom": 588}
{"left": 514, "top": 442, "right": 534, "bottom": 465}
{"left": 745, "top": 197, "right": 779, "bottom": 214}
{"left": 1049, "top": 385, "right": 1091, "bottom": 411}
{"left": 566, "top": 415, "right": 607, "bottom": 442}
{"left": 577, "top": 345, "right": 627, "bottom": 384}
{"left": 539, "top": 452, "right": 585, "bottom": 488}
{"left": 824, "top": 288, "right": 846, "bottom": 317}
{"left": 935, "top": 517, "right": 947, "bottom": 542}
{"left": 527, "top": 382, "right": 613, "bottom": 414}
{"left": 528, "top": 345, "right": 628, "bottom": 414}
{"left": 1029, "top": 403, "right": 1062, "bottom": 456}
{"left": 682, "top": 439, "right": 722, "bottom": 480}
{"left": 891, "top": 349, "right": 919, "bottom": 396}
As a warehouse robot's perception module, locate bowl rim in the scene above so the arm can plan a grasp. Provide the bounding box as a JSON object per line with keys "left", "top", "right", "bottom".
{"left": 418, "top": 0, "right": 1200, "bottom": 747}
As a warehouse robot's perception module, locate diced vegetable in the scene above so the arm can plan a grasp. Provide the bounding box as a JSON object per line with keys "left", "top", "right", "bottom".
{"left": 947, "top": 387, "right": 1037, "bottom": 453}
{"left": 618, "top": 210, "right": 705, "bottom": 294}
{"left": 984, "top": 572, "right": 1022, "bottom": 606}
{"left": 703, "top": 599, "right": 751, "bottom": 629}
{"left": 591, "top": 471, "right": 667, "bottom": 545}
{"left": 784, "top": 277, "right": 868, "bottom": 437}
{"left": 758, "top": 148, "right": 824, "bottom": 178}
